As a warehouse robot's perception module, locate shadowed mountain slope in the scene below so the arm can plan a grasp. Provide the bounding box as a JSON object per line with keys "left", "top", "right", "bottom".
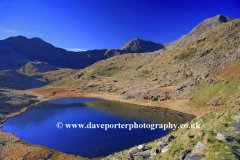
{"left": 0, "top": 36, "right": 165, "bottom": 70}
{"left": 0, "top": 36, "right": 108, "bottom": 69}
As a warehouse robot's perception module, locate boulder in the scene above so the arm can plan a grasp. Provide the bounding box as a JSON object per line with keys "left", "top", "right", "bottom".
{"left": 166, "top": 134, "right": 175, "bottom": 142}
{"left": 192, "top": 142, "right": 206, "bottom": 154}
{"left": 161, "top": 144, "right": 172, "bottom": 153}
{"left": 180, "top": 149, "right": 192, "bottom": 160}
{"left": 216, "top": 132, "right": 229, "bottom": 141}
{"left": 130, "top": 149, "right": 153, "bottom": 160}
{"left": 174, "top": 84, "right": 185, "bottom": 91}
{"left": 138, "top": 144, "right": 145, "bottom": 150}
{"left": 157, "top": 140, "right": 167, "bottom": 148}
{"left": 184, "top": 153, "right": 203, "bottom": 160}
{"left": 201, "top": 73, "right": 209, "bottom": 79}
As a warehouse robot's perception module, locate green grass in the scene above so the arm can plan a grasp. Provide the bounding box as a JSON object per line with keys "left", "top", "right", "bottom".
{"left": 140, "top": 70, "right": 151, "bottom": 76}
{"left": 54, "top": 79, "right": 76, "bottom": 87}
{"left": 174, "top": 52, "right": 194, "bottom": 60}
{"left": 17, "top": 64, "right": 39, "bottom": 74}
{"left": 189, "top": 84, "right": 240, "bottom": 105}
{"left": 94, "top": 69, "right": 118, "bottom": 77}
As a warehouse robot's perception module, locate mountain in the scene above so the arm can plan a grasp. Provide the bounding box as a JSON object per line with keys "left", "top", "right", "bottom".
{"left": 0, "top": 36, "right": 108, "bottom": 69}
{"left": 0, "top": 36, "right": 165, "bottom": 70}
{"left": 119, "top": 37, "right": 165, "bottom": 52}
{"left": 174, "top": 14, "right": 235, "bottom": 44}
{"left": 104, "top": 38, "right": 165, "bottom": 57}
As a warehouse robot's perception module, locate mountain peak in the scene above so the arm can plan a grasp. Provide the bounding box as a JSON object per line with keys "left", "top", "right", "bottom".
{"left": 5, "top": 35, "right": 28, "bottom": 41}
{"left": 5, "top": 35, "right": 46, "bottom": 43}
{"left": 216, "top": 14, "right": 235, "bottom": 23}
{"left": 174, "top": 14, "right": 235, "bottom": 44}
{"left": 191, "top": 14, "right": 235, "bottom": 35}
{"left": 119, "top": 38, "right": 164, "bottom": 53}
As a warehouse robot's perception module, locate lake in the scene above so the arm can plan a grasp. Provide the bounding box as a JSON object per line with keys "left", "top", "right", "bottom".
{"left": 2, "top": 98, "right": 195, "bottom": 158}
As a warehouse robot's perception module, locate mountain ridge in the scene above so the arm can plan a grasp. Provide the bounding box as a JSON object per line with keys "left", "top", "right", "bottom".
{"left": 173, "top": 14, "right": 235, "bottom": 44}
{"left": 0, "top": 36, "right": 165, "bottom": 70}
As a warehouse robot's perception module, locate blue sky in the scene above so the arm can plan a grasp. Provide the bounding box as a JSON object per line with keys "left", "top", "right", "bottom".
{"left": 0, "top": 0, "right": 240, "bottom": 51}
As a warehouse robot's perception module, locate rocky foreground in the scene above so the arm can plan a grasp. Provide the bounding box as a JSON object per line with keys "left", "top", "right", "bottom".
{"left": 102, "top": 106, "right": 240, "bottom": 160}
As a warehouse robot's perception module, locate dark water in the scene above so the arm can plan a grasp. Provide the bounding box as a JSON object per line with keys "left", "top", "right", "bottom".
{"left": 2, "top": 98, "right": 195, "bottom": 158}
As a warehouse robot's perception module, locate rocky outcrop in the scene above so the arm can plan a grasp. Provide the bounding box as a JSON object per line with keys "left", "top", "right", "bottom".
{"left": 184, "top": 153, "right": 203, "bottom": 160}
{"left": 108, "top": 134, "right": 176, "bottom": 160}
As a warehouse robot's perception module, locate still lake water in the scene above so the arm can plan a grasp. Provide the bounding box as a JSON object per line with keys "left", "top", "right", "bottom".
{"left": 2, "top": 98, "right": 194, "bottom": 158}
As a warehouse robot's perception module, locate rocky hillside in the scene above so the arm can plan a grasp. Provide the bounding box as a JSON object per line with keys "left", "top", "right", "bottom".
{"left": 102, "top": 106, "right": 240, "bottom": 160}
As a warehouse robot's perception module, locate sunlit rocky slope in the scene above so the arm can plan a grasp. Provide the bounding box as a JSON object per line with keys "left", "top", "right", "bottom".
{"left": 56, "top": 15, "right": 240, "bottom": 115}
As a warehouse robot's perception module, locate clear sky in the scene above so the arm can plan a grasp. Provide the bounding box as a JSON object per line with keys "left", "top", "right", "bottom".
{"left": 0, "top": 0, "right": 240, "bottom": 51}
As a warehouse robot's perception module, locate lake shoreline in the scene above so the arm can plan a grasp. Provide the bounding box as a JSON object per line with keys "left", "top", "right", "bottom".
{"left": 31, "top": 86, "right": 223, "bottom": 117}
{"left": 0, "top": 86, "right": 227, "bottom": 159}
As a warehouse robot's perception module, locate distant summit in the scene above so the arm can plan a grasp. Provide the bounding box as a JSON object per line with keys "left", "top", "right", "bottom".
{"left": 104, "top": 38, "right": 165, "bottom": 57}
{"left": 175, "top": 14, "right": 235, "bottom": 44}
{"left": 119, "top": 37, "right": 164, "bottom": 53}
